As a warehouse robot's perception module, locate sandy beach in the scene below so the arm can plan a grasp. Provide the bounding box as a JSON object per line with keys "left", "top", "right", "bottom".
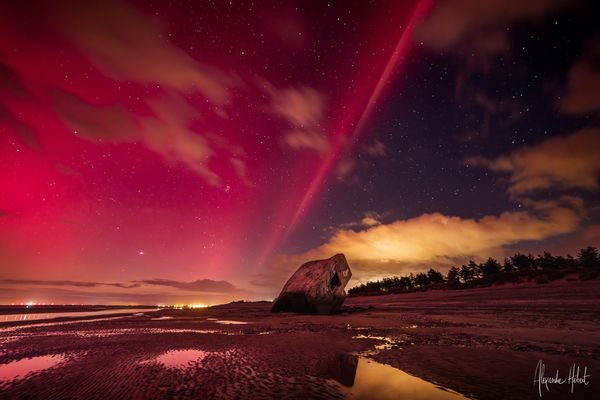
{"left": 1, "top": 280, "right": 599, "bottom": 399}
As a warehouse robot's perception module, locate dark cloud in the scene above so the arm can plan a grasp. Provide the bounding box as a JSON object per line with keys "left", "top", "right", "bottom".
{"left": 137, "top": 279, "right": 239, "bottom": 293}
{"left": 0, "top": 278, "right": 240, "bottom": 293}
{"left": 414, "top": 0, "right": 570, "bottom": 58}
{"left": 560, "top": 37, "right": 600, "bottom": 115}
{"left": 0, "top": 286, "right": 241, "bottom": 305}
{"left": 0, "top": 63, "right": 27, "bottom": 98}
{"left": 54, "top": 91, "right": 137, "bottom": 143}
{"left": 0, "top": 277, "right": 246, "bottom": 304}
{"left": 0, "top": 279, "right": 139, "bottom": 289}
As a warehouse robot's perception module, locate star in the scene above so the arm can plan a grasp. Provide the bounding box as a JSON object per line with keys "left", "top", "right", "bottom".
{"left": 139, "top": 251, "right": 144, "bottom": 256}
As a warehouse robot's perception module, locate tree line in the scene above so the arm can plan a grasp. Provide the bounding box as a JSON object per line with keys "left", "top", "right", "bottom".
{"left": 348, "top": 246, "right": 600, "bottom": 296}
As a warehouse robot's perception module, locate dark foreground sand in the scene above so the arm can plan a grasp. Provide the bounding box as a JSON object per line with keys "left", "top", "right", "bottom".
{"left": 1, "top": 280, "right": 599, "bottom": 399}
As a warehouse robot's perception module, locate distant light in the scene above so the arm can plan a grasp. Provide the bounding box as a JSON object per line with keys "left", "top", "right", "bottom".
{"left": 139, "top": 250, "right": 144, "bottom": 255}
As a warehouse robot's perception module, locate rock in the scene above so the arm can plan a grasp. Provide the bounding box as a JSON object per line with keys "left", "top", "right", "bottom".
{"left": 271, "top": 253, "right": 352, "bottom": 314}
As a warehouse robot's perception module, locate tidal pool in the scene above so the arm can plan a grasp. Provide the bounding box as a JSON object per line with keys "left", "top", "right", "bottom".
{"left": 147, "top": 349, "right": 208, "bottom": 369}
{"left": 0, "top": 354, "right": 67, "bottom": 383}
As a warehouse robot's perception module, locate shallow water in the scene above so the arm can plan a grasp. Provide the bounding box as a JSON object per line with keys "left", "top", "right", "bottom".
{"left": 0, "top": 308, "right": 157, "bottom": 323}
{"left": 0, "top": 354, "right": 67, "bottom": 383}
{"left": 0, "top": 315, "right": 135, "bottom": 333}
{"left": 148, "top": 349, "right": 208, "bottom": 369}
{"left": 205, "top": 318, "right": 250, "bottom": 325}
{"left": 338, "top": 356, "right": 469, "bottom": 399}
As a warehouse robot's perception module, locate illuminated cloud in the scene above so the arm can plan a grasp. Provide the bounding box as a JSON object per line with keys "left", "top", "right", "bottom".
{"left": 560, "top": 38, "right": 600, "bottom": 115}
{"left": 230, "top": 157, "right": 254, "bottom": 187}
{"left": 266, "top": 85, "right": 324, "bottom": 127}
{"left": 57, "top": 91, "right": 222, "bottom": 186}
{"left": 140, "top": 94, "right": 220, "bottom": 186}
{"left": 263, "top": 83, "right": 329, "bottom": 155}
{"left": 361, "top": 214, "right": 381, "bottom": 227}
{"left": 467, "top": 128, "right": 600, "bottom": 195}
{"left": 312, "top": 198, "right": 579, "bottom": 262}
{"left": 283, "top": 129, "right": 329, "bottom": 155}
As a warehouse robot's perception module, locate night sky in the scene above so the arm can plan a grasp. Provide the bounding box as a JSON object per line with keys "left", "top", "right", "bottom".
{"left": 1, "top": 0, "right": 599, "bottom": 305}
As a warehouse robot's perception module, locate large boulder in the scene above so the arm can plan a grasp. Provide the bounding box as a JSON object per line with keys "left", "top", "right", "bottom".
{"left": 271, "top": 253, "right": 352, "bottom": 314}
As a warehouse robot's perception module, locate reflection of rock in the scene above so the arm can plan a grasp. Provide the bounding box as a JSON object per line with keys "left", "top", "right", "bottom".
{"left": 328, "top": 354, "right": 358, "bottom": 387}
{"left": 271, "top": 254, "right": 352, "bottom": 315}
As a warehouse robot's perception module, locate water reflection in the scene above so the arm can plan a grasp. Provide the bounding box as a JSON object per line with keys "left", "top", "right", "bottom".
{"left": 147, "top": 349, "right": 207, "bottom": 369}
{"left": 0, "top": 308, "right": 157, "bottom": 323}
{"left": 328, "top": 354, "right": 358, "bottom": 386}
{"left": 334, "top": 356, "right": 469, "bottom": 400}
{"left": 0, "top": 354, "right": 66, "bottom": 383}
{"left": 0, "top": 315, "right": 134, "bottom": 333}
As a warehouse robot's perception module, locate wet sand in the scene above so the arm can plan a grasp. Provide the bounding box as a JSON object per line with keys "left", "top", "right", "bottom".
{"left": 1, "top": 280, "right": 599, "bottom": 399}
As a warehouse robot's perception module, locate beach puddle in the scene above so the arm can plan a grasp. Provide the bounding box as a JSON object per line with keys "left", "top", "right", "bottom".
{"left": 147, "top": 349, "right": 208, "bottom": 369}
{"left": 206, "top": 318, "right": 250, "bottom": 325}
{"left": 334, "top": 356, "right": 468, "bottom": 399}
{"left": 0, "top": 354, "right": 67, "bottom": 384}
{"left": 353, "top": 334, "right": 399, "bottom": 350}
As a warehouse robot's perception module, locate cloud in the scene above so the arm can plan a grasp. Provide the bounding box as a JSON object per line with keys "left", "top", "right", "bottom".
{"left": 467, "top": 128, "right": 600, "bottom": 195}
{"left": 2, "top": 1, "right": 258, "bottom": 187}
{"left": 560, "top": 37, "right": 600, "bottom": 115}
{"left": 56, "top": 91, "right": 222, "bottom": 186}
{"left": 363, "top": 139, "right": 386, "bottom": 157}
{"left": 52, "top": 0, "right": 236, "bottom": 104}
{"left": 230, "top": 157, "right": 254, "bottom": 187}
{"left": 0, "top": 279, "right": 139, "bottom": 289}
{"left": 0, "top": 277, "right": 246, "bottom": 305}
{"left": 55, "top": 92, "right": 137, "bottom": 142}
{"left": 267, "top": 85, "right": 324, "bottom": 127}
{"left": 140, "top": 94, "right": 220, "bottom": 185}
{"left": 414, "top": 0, "right": 569, "bottom": 56}
{"left": 0, "top": 278, "right": 239, "bottom": 293}
{"left": 361, "top": 215, "right": 381, "bottom": 227}
{"left": 0, "top": 286, "right": 244, "bottom": 306}
{"left": 137, "top": 279, "right": 239, "bottom": 293}
{"left": 262, "top": 83, "right": 329, "bottom": 155}
{"left": 283, "top": 129, "right": 329, "bottom": 155}
{"left": 308, "top": 197, "right": 580, "bottom": 263}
